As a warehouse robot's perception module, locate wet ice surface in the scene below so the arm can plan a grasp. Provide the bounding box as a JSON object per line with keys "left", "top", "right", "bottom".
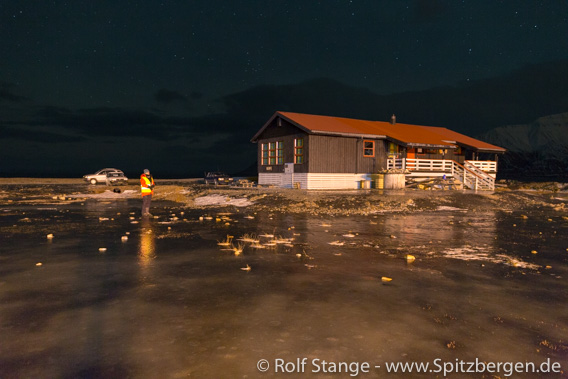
{"left": 1, "top": 185, "right": 567, "bottom": 378}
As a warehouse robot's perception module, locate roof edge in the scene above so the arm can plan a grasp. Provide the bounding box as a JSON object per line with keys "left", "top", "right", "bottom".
{"left": 456, "top": 142, "right": 507, "bottom": 153}
{"left": 311, "top": 130, "right": 387, "bottom": 139}
{"left": 250, "top": 111, "right": 279, "bottom": 142}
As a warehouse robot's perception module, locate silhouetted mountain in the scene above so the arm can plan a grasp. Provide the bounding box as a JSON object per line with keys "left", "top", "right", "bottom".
{"left": 477, "top": 113, "right": 568, "bottom": 179}
{"left": 221, "top": 60, "right": 568, "bottom": 136}
{"left": 233, "top": 161, "right": 258, "bottom": 178}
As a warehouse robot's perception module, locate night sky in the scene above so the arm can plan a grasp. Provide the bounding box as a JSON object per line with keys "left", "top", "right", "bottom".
{"left": 1, "top": 1, "right": 567, "bottom": 177}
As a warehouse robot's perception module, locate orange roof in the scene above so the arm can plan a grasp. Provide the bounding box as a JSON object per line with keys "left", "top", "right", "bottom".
{"left": 252, "top": 111, "right": 505, "bottom": 152}
{"left": 277, "top": 112, "right": 387, "bottom": 137}
{"left": 424, "top": 126, "right": 506, "bottom": 152}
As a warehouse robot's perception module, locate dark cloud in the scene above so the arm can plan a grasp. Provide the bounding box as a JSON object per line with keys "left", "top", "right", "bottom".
{"left": 4, "top": 101, "right": 242, "bottom": 144}
{"left": 34, "top": 106, "right": 74, "bottom": 119}
{"left": 0, "top": 82, "right": 29, "bottom": 103}
{"left": 154, "top": 89, "right": 188, "bottom": 104}
{"left": 1, "top": 125, "right": 85, "bottom": 143}
{"left": 13, "top": 106, "right": 196, "bottom": 141}
{"left": 4, "top": 102, "right": 245, "bottom": 146}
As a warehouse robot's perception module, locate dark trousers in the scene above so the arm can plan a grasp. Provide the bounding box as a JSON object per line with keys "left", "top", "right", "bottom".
{"left": 142, "top": 195, "right": 152, "bottom": 216}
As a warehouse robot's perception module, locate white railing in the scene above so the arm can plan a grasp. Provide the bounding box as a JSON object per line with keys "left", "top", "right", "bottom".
{"left": 387, "top": 158, "right": 453, "bottom": 171}
{"left": 465, "top": 160, "right": 497, "bottom": 173}
{"left": 407, "top": 158, "right": 453, "bottom": 172}
{"left": 388, "top": 158, "right": 406, "bottom": 170}
{"left": 386, "top": 158, "right": 496, "bottom": 191}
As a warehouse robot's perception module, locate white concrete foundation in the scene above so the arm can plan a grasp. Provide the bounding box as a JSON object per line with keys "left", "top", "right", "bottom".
{"left": 259, "top": 173, "right": 374, "bottom": 190}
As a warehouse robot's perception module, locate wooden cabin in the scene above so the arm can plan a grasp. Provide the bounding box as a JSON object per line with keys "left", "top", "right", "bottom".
{"left": 250, "top": 111, "right": 506, "bottom": 190}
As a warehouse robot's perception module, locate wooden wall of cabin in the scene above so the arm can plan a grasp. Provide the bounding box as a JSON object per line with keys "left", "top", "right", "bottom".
{"left": 256, "top": 132, "right": 309, "bottom": 173}
{"left": 256, "top": 118, "right": 309, "bottom": 174}
{"left": 308, "top": 135, "right": 387, "bottom": 173}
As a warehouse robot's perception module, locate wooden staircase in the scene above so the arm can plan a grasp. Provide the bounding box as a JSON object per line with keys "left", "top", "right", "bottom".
{"left": 454, "top": 161, "right": 495, "bottom": 190}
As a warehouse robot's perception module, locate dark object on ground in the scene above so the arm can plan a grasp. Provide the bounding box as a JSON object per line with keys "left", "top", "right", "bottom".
{"left": 235, "top": 179, "right": 255, "bottom": 188}
{"left": 204, "top": 172, "right": 234, "bottom": 186}
{"left": 113, "top": 188, "right": 122, "bottom": 193}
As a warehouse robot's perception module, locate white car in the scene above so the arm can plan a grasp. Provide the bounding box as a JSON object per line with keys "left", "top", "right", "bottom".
{"left": 83, "top": 168, "right": 128, "bottom": 185}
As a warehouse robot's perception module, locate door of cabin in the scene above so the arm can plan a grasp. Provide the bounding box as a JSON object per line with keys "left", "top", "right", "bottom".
{"left": 407, "top": 148, "right": 416, "bottom": 160}
{"left": 406, "top": 148, "right": 416, "bottom": 170}
{"left": 283, "top": 163, "right": 294, "bottom": 188}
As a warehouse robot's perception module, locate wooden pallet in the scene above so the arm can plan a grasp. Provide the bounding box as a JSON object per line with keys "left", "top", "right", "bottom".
{"left": 406, "top": 177, "right": 463, "bottom": 190}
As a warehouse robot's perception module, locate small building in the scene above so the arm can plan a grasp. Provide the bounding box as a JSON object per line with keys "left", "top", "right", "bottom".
{"left": 250, "top": 111, "right": 506, "bottom": 190}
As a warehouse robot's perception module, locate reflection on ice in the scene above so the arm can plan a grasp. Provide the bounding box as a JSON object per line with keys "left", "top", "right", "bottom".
{"left": 138, "top": 221, "right": 156, "bottom": 270}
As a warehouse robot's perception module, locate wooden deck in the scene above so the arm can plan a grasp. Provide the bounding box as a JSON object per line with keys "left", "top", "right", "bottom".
{"left": 387, "top": 158, "right": 497, "bottom": 191}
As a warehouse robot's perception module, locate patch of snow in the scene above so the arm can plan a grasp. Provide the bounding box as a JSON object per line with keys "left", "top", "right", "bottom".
{"left": 436, "top": 206, "right": 467, "bottom": 211}
{"left": 194, "top": 194, "right": 252, "bottom": 207}
{"left": 71, "top": 190, "right": 138, "bottom": 199}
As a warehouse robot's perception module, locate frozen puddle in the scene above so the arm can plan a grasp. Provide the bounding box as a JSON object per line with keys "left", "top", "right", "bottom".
{"left": 436, "top": 246, "right": 541, "bottom": 270}
{"left": 194, "top": 194, "right": 253, "bottom": 207}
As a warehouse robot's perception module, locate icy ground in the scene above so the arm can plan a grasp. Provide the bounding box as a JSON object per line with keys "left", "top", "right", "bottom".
{"left": 0, "top": 182, "right": 567, "bottom": 378}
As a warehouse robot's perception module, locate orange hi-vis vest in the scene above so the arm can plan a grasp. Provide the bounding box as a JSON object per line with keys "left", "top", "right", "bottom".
{"left": 140, "top": 174, "right": 154, "bottom": 196}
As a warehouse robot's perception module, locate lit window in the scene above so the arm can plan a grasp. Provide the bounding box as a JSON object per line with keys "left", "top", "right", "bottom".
{"left": 276, "top": 141, "right": 283, "bottom": 164}
{"left": 294, "top": 138, "right": 304, "bottom": 164}
{"left": 261, "top": 143, "right": 269, "bottom": 165}
{"left": 261, "top": 141, "right": 283, "bottom": 165}
{"left": 388, "top": 142, "right": 399, "bottom": 155}
{"left": 364, "top": 140, "right": 375, "bottom": 157}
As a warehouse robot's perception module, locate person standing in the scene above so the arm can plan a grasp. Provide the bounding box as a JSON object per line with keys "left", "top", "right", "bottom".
{"left": 140, "top": 169, "right": 155, "bottom": 217}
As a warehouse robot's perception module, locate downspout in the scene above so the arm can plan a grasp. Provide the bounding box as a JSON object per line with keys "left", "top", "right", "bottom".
{"left": 495, "top": 153, "right": 499, "bottom": 173}
{"left": 373, "top": 140, "right": 376, "bottom": 173}
{"left": 356, "top": 138, "right": 360, "bottom": 174}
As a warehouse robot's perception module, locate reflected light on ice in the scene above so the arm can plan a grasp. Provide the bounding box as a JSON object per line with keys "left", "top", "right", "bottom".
{"left": 138, "top": 225, "right": 156, "bottom": 269}
{"left": 438, "top": 246, "right": 541, "bottom": 270}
